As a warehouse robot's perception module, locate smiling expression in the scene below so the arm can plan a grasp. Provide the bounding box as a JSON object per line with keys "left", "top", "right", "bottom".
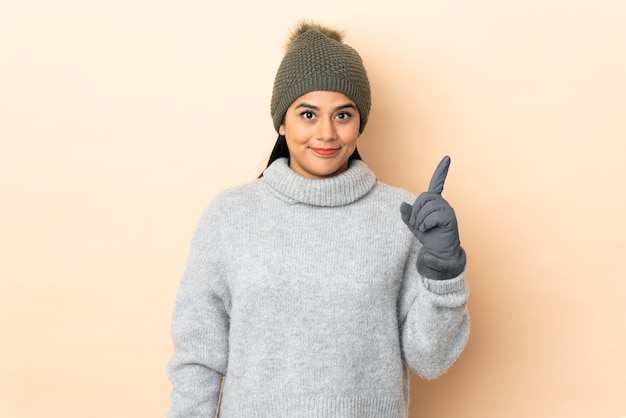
{"left": 279, "top": 90, "right": 361, "bottom": 179}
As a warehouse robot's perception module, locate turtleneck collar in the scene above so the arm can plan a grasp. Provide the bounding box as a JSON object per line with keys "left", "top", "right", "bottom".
{"left": 261, "top": 158, "right": 377, "bottom": 207}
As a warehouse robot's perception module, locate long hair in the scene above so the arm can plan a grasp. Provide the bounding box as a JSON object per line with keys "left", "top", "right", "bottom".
{"left": 259, "top": 134, "right": 362, "bottom": 178}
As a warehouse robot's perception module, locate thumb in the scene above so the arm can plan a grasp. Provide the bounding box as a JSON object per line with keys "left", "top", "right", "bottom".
{"left": 400, "top": 202, "right": 412, "bottom": 224}
{"left": 428, "top": 155, "right": 451, "bottom": 194}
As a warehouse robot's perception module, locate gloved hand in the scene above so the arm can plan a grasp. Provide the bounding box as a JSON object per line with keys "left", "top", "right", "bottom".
{"left": 400, "top": 156, "right": 462, "bottom": 261}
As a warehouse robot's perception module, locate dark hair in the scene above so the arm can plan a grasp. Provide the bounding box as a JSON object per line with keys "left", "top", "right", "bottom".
{"left": 259, "top": 134, "right": 362, "bottom": 178}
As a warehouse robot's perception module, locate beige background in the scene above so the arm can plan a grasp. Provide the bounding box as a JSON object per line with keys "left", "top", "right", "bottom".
{"left": 2, "top": 1, "right": 625, "bottom": 417}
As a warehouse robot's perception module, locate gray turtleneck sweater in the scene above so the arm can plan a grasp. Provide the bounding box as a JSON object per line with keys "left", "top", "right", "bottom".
{"left": 167, "top": 158, "right": 469, "bottom": 418}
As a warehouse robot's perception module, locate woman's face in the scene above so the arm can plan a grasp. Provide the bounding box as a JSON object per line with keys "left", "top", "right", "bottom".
{"left": 279, "top": 90, "right": 361, "bottom": 179}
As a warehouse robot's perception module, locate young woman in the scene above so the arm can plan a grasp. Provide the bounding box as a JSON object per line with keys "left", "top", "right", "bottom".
{"left": 167, "top": 20, "right": 469, "bottom": 418}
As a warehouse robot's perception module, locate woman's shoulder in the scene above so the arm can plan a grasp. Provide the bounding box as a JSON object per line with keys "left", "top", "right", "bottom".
{"left": 205, "top": 179, "right": 264, "bottom": 209}
{"left": 185, "top": 181, "right": 267, "bottom": 240}
{"left": 371, "top": 180, "right": 416, "bottom": 202}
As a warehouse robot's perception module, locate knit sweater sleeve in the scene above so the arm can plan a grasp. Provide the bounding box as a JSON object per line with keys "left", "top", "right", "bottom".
{"left": 397, "top": 239, "right": 469, "bottom": 380}
{"left": 167, "top": 203, "right": 230, "bottom": 417}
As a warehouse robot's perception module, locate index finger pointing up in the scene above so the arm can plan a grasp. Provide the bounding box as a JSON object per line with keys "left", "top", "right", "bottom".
{"left": 428, "top": 155, "right": 451, "bottom": 193}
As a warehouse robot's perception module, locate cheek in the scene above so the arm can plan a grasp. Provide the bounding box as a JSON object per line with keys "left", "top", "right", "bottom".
{"left": 284, "top": 124, "right": 311, "bottom": 144}
{"left": 342, "top": 130, "right": 360, "bottom": 148}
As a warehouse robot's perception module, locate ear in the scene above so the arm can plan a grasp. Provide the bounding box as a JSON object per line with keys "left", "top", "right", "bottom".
{"left": 278, "top": 124, "right": 285, "bottom": 136}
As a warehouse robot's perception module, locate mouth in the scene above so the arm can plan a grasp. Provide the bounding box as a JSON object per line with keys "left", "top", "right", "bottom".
{"left": 310, "top": 147, "right": 340, "bottom": 156}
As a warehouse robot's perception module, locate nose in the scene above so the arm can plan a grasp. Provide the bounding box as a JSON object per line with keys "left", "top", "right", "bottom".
{"left": 315, "top": 116, "right": 337, "bottom": 141}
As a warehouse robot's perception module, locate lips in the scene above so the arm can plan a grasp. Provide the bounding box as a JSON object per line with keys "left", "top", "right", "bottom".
{"left": 310, "top": 147, "right": 340, "bottom": 156}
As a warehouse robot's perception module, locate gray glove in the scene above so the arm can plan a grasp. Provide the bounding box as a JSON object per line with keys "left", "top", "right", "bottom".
{"left": 400, "top": 156, "right": 462, "bottom": 261}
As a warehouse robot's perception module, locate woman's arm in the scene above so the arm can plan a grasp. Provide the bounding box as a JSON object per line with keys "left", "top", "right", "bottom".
{"left": 167, "top": 209, "right": 230, "bottom": 417}
{"left": 397, "top": 156, "right": 469, "bottom": 378}
{"left": 397, "top": 258, "right": 469, "bottom": 379}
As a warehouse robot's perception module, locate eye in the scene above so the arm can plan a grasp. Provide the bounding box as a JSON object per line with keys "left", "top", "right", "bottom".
{"left": 336, "top": 111, "right": 352, "bottom": 121}
{"left": 300, "top": 111, "right": 316, "bottom": 120}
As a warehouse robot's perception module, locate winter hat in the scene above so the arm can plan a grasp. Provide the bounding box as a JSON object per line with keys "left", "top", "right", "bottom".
{"left": 270, "top": 21, "right": 371, "bottom": 133}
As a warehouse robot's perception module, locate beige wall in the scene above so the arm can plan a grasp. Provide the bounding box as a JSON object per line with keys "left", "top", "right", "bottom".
{"left": 2, "top": 1, "right": 625, "bottom": 417}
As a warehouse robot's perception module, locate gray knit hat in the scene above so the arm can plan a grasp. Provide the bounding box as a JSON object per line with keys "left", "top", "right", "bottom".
{"left": 271, "top": 21, "right": 371, "bottom": 133}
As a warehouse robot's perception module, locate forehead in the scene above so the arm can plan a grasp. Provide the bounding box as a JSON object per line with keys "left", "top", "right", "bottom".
{"left": 289, "top": 90, "right": 355, "bottom": 108}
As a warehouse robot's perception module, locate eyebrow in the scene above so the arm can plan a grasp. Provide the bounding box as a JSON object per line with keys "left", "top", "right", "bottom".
{"left": 294, "top": 102, "right": 357, "bottom": 111}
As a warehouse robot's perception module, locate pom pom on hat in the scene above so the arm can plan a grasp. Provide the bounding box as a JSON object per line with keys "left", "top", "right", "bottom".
{"left": 283, "top": 20, "right": 344, "bottom": 50}
{"left": 270, "top": 20, "right": 371, "bottom": 133}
